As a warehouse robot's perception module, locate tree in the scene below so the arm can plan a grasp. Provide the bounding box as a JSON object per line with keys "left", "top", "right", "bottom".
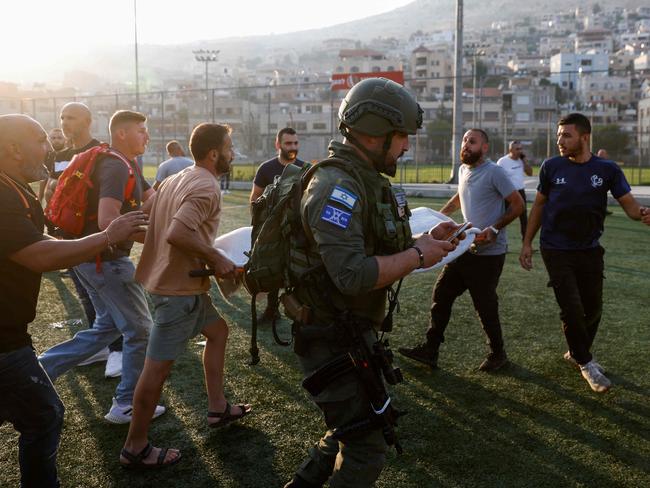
{"left": 592, "top": 125, "right": 630, "bottom": 161}
{"left": 426, "top": 118, "right": 453, "bottom": 158}
{"left": 426, "top": 102, "right": 453, "bottom": 158}
{"left": 592, "top": 3, "right": 602, "bottom": 14}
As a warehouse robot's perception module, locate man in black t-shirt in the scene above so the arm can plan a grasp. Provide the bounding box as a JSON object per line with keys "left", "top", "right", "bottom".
{"left": 38, "top": 128, "right": 66, "bottom": 203}
{"left": 39, "top": 110, "right": 166, "bottom": 425}
{"left": 0, "top": 114, "right": 148, "bottom": 488}
{"left": 250, "top": 127, "right": 305, "bottom": 321}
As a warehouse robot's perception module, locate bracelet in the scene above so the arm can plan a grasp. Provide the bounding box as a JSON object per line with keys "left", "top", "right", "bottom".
{"left": 102, "top": 230, "right": 114, "bottom": 248}
{"left": 411, "top": 246, "right": 425, "bottom": 269}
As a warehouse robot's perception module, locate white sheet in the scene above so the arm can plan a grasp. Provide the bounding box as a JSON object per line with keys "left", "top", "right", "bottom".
{"left": 210, "top": 207, "right": 477, "bottom": 291}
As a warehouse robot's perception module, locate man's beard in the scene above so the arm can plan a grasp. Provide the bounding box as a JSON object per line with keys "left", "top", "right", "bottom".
{"left": 558, "top": 143, "right": 579, "bottom": 158}
{"left": 280, "top": 148, "right": 297, "bottom": 162}
{"left": 461, "top": 149, "right": 482, "bottom": 165}
{"left": 215, "top": 154, "right": 232, "bottom": 175}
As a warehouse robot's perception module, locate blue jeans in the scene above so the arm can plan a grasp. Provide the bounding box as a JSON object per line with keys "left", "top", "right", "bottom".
{"left": 0, "top": 346, "right": 64, "bottom": 488}
{"left": 39, "top": 257, "right": 152, "bottom": 405}
{"left": 69, "top": 268, "right": 123, "bottom": 352}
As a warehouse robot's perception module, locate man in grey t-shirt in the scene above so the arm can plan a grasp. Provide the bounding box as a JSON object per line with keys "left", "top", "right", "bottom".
{"left": 153, "top": 140, "right": 194, "bottom": 190}
{"left": 399, "top": 129, "right": 524, "bottom": 371}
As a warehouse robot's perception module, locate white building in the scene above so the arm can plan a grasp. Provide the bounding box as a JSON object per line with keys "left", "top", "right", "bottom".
{"left": 550, "top": 52, "right": 609, "bottom": 91}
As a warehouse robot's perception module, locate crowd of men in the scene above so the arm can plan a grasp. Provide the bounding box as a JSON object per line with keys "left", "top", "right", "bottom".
{"left": 1, "top": 77, "right": 649, "bottom": 488}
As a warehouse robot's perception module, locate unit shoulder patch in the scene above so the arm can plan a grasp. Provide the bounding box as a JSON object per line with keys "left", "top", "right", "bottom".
{"left": 320, "top": 204, "right": 352, "bottom": 229}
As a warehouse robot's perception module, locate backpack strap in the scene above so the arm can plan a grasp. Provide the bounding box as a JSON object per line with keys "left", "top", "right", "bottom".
{"left": 0, "top": 172, "right": 32, "bottom": 219}
{"left": 101, "top": 150, "right": 138, "bottom": 202}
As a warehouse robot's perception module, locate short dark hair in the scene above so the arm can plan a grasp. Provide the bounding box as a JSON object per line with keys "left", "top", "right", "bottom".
{"left": 276, "top": 127, "right": 297, "bottom": 143}
{"left": 109, "top": 110, "right": 146, "bottom": 135}
{"left": 166, "top": 140, "right": 181, "bottom": 153}
{"left": 189, "top": 123, "right": 231, "bottom": 161}
{"left": 558, "top": 113, "right": 591, "bottom": 135}
{"left": 467, "top": 128, "right": 489, "bottom": 143}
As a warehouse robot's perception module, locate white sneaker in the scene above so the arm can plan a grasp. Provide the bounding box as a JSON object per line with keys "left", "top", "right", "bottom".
{"left": 104, "top": 351, "right": 122, "bottom": 378}
{"left": 564, "top": 351, "right": 605, "bottom": 373}
{"left": 104, "top": 397, "right": 166, "bottom": 424}
{"left": 580, "top": 361, "right": 612, "bottom": 393}
{"left": 78, "top": 347, "right": 110, "bottom": 366}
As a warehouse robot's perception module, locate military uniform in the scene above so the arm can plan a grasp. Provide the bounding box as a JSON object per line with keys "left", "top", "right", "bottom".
{"left": 289, "top": 141, "right": 411, "bottom": 488}
{"left": 282, "top": 76, "right": 423, "bottom": 488}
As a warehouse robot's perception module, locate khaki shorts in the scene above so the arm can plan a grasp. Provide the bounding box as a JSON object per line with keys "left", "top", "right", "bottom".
{"left": 146, "top": 293, "right": 222, "bottom": 361}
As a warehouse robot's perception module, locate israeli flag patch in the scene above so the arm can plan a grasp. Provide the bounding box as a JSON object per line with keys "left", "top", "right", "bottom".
{"left": 320, "top": 204, "right": 352, "bottom": 229}
{"left": 329, "top": 185, "right": 358, "bottom": 210}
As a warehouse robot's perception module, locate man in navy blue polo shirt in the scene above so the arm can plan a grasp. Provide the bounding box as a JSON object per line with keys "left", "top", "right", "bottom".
{"left": 520, "top": 113, "right": 650, "bottom": 393}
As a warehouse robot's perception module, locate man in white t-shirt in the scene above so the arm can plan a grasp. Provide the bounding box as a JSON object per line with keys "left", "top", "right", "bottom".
{"left": 496, "top": 140, "right": 532, "bottom": 239}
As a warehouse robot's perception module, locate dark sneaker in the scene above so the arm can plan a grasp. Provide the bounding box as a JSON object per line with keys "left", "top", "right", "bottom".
{"left": 478, "top": 351, "right": 508, "bottom": 372}
{"left": 398, "top": 343, "right": 439, "bottom": 368}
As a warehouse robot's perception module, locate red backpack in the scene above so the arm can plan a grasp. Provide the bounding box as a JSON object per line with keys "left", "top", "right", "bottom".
{"left": 45, "top": 143, "right": 137, "bottom": 236}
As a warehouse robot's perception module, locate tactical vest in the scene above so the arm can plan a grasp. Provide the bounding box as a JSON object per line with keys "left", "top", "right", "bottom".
{"left": 289, "top": 158, "right": 413, "bottom": 321}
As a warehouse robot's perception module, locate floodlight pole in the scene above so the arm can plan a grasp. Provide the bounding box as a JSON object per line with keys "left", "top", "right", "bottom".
{"left": 193, "top": 49, "right": 220, "bottom": 117}
{"left": 449, "top": 0, "right": 463, "bottom": 184}
{"left": 134, "top": 0, "right": 140, "bottom": 111}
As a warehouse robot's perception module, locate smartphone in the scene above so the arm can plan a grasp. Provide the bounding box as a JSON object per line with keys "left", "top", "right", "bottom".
{"left": 447, "top": 221, "right": 472, "bottom": 242}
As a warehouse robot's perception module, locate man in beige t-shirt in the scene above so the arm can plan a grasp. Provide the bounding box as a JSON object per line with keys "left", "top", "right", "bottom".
{"left": 120, "top": 123, "right": 251, "bottom": 469}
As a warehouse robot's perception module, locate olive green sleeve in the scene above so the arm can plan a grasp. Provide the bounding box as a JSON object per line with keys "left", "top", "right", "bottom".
{"left": 302, "top": 168, "right": 379, "bottom": 296}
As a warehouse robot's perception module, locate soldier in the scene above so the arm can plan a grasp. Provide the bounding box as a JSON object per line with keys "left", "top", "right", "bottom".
{"left": 283, "top": 78, "right": 459, "bottom": 488}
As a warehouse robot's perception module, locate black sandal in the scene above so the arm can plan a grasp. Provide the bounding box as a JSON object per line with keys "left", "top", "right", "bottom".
{"left": 120, "top": 442, "right": 181, "bottom": 470}
{"left": 207, "top": 402, "right": 252, "bottom": 429}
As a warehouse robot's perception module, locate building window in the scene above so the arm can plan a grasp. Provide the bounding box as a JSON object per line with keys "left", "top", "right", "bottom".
{"left": 351, "top": 66, "right": 359, "bottom": 73}
{"left": 516, "top": 95, "right": 530, "bottom": 105}
{"left": 313, "top": 122, "right": 327, "bottom": 130}
{"left": 515, "top": 112, "right": 530, "bottom": 122}
{"left": 372, "top": 66, "right": 381, "bottom": 72}
{"left": 306, "top": 105, "right": 323, "bottom": 114}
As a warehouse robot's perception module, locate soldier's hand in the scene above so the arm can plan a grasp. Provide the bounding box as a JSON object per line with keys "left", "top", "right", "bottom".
{"left": 429, "top": 221, "right": 469, "bottom": 244}
{"left": 414, "top": 234, "right": 455, "bottom": 268}
{"left": 104, "top": 211, "right": 148, "bottom": 244}
{"left": 519, "top": 243, "right": 534, "bottom": 271}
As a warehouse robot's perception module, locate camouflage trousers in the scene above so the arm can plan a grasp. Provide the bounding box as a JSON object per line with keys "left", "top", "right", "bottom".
{"left": 295, "top": 384, "right": 387, "bottom": 488}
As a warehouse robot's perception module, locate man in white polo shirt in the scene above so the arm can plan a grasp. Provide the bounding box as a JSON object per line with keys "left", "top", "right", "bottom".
{"left": 497, "top": 140, "right": 532, "bottom": 240}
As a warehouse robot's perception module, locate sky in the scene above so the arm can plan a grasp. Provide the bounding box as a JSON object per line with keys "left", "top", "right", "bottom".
{"left": 1, "top": 0, "right": 413, "bottom": 82}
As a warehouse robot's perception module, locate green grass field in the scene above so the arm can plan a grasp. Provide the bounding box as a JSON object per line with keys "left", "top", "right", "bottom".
{"left": 2, "top": 190, "right": 650, "bottom": 487}
{"left": 143, "top": 164, "right": 650, "bottom": 186}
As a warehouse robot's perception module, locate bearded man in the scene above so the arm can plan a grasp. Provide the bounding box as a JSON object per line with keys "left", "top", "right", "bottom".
{"left": 399, "top": 128, "right": 524, "bottom": 371}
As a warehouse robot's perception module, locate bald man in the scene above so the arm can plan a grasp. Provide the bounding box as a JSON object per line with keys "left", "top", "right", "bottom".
{"left": 52, "top": 103, "right": 125, "bottom": 376}
{"left": 0, "top": 114, "right": 148, "bottom": 488}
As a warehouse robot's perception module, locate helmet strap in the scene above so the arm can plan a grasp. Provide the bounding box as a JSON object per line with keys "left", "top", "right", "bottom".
{"left": 343, "top": 127, "right": 396, "bottom": 177}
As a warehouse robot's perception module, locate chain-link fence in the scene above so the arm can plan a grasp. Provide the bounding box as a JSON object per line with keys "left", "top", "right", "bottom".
{"left": 2, "top": 84, "right": 648, "bottom": 185}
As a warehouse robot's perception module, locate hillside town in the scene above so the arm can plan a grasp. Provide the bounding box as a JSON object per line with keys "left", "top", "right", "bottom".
{"left": 1, "top": 4, "right": 649, "bottom": 166}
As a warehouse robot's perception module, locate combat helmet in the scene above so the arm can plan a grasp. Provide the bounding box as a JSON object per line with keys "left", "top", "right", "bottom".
{"left": 338, "top": 77, "right": 423, "bottom": 137}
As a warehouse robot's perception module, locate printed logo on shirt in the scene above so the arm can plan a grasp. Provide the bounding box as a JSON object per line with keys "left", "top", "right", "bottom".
{"left": 554, "top": 177, "right": 567, "bottom": 185}
{"left": 329, "top": 185, "right": 358, "bottom": 210}
{"left": 54, "top": 160, "right": 72, "bottom": 173}
{"left": 320, "top": 204, "right": 352, "bottom": 229}
{"left": 590, "top": 174, "right": 603, "bottom": 188}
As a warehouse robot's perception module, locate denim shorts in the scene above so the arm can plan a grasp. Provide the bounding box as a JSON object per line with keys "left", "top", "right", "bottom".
{"left": 146, "top": 293, "right": 222, "bottom": 361}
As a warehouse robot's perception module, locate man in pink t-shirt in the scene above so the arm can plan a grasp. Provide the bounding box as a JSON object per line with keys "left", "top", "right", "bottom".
{"left": 120, "top": 123, "right": 251, "bottom": 469}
